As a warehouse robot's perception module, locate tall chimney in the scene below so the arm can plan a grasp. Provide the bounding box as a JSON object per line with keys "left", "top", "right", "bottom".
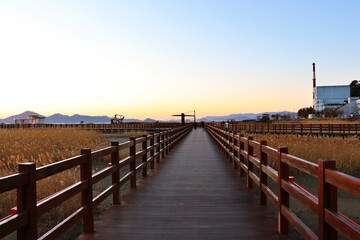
{"left": 312, "top": 63, "right": 316, "bottom": 100}
{"left": 312, "top": 63, "right": 316, "bottom": 88}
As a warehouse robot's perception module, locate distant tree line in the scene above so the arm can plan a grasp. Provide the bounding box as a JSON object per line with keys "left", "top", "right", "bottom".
{"left": 297, "top": 107, "right": 315, "bottom": 118}
{"left": 350, "top": 80, "right": 360, "bottom": 97}
{"left": 322, "top": 108, "right": 338, "bottom": 118}
{"left": 298, "top": 107, "right": 339, "bottom": 118}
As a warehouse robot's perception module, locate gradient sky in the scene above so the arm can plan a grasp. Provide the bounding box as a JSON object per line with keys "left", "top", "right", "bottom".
{"left": 1, "top": 1, "right": 359, "bottom": 120}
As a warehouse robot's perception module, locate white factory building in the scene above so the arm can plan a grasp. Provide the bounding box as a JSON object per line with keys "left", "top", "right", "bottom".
{"left": 313, "top": 85, "right": 350, "bottom": 112}
{"left": 312, "top": 63, "right": 360, "bottom": 116}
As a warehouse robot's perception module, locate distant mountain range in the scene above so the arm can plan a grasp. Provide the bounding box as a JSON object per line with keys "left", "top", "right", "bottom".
{"left": 0, "top": 110, "right": 296, "bottom": 124}
{"left": 198, "top": 111, "right": 296, "bottom": 122}
{"left": 0, "top": 111, "right": 143, "bottom": 124}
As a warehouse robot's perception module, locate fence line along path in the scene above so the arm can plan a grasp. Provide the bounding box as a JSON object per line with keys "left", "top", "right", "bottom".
{"left": 78, "top": 129, "right": 291, "bottom": 240}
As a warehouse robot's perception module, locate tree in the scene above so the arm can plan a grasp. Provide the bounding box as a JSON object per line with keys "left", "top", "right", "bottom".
{"left": 323, "top": 108, "right": 338, "bottom": 118}
{"left": 350, "top": 80, "right": 359, "bottom": 87}
{"left": 297, "top": 107, "right": 315, "bottom": 118}
{"left": 350, "top": 80, "right": 360, "bottom": 97}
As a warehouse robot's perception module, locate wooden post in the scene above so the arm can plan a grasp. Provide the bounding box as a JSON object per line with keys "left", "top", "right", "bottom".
{"left": 247, "top": 136, "right": 254, "bottom": 188}
{"left": 239, "top": 134, "right": 245, "bottom": 177}
{"left": 156, "top": 132, "right": 161, "bottom": 164}
{"left": 168, "top": 129, "right": 172, "bottom": 152}
{"left": 233, "top": 132, "right": 238, "bottom": 169}
{"left": 277, "top": 147, "right": 289, "bottom": 234}
{"left": 320, "top": 124, "right": 323, "bottom": 135}
{"left": 165, "top": 131, "right": 170, "bottom": 154}
{"left": 260, "top": 140, "right": 268, "bottom": 205}
{"left": 223, "top": 130, "right": 226, "bottom": 155}
{"left": 111, "top": 142, "right": 120, "bottom": 205}
{"left": 355, "top": 124, "right": 358, "bottom": 135}
{"left": 329, "top": 124, "right": 332, "bottom": 134}
{"left": 130, "top": 137, "right": 137, "bottom": 188}
{"left": 219, "top": 129, "right": 223, "bottom": 153}
{"left": 161, "top": 132, "right": 165, "bottom": 159}
{"left": 227, "top": 131, "right": 231, "bottom": 161}
{"left": 231, "top": 132, "right": 235, "bottom": 164}
{"left": 80, "top": 148, "right": 94, "bottom": 233}
{"left": 17, "top": 162, "right": 37, "bottom": 240}
{"left": 318, "top": 159, "right": 337, "bottom": 240}
{"left": 228, "top": 131, "right": 232, "bottom": 160}
{"left": 150, "top": 133, "right": 155, "bottom": 169}
{"left": 142, "top": 135, "right": 148, "bottom": 177}
{"left": 169, "top": 130, "right": 174, "bottom": 151}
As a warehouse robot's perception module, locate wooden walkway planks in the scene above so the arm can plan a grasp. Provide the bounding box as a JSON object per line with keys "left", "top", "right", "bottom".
{"left": 78, "top": 129, "right": 291, "bottom": 240}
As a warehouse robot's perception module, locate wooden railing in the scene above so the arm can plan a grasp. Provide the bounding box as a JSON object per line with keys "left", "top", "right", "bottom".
{"left": 206, "top": 124, "right": 360, "bottom": 240}
{"left": 0, "top": 124, "right": 192, "bottom": 240}
{"left": 0, "top": 122, "right": 181, "bottom": 130}
{"left": 213, "top": 122, "right": 360, "bottom": 137}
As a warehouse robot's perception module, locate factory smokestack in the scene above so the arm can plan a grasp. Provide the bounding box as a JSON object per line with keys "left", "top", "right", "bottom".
{"left": 312, "top": 63, "right": 316, "bottom": 88}
{"left": 312, "top": 63, "right": 316, "bottom": 100}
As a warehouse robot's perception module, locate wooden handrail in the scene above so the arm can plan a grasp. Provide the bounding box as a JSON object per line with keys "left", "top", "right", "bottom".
{"left": 0, "top": 124, "right": 192, "bottom": 240}
{"left": 208, "top": 122, "right": 360, "bottom": 137}
{"left": 206, "top": 124, "right": 360, "bottom": 240}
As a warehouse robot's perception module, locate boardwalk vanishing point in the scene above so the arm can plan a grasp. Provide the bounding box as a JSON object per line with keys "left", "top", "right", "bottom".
{"left": 78, "top": 129, "right": 292, "bottom": 240}
{"left": 2, "top": 123, "right": 358, "bottom": 239}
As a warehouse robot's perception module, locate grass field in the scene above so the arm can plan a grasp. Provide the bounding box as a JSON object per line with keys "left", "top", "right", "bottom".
{"left": 0, "top": 129, "right": 109, "bottom": 174}
{"left": 1, "top": 128, "right": 358, "bottom": 238}
{"left": 0, "top": 129, "right": 149, "bottom": 238}
{"left": 283, "top": 118, "right": 360, "bottom": 124}
{"left": 0, "top": 129, "right": 110, "bottom": 232}
{"left": 243, "top": 133, "right": 360, "bottom": 238}
{"left": 248, "top": 133, "right": 360, "bottom": 177}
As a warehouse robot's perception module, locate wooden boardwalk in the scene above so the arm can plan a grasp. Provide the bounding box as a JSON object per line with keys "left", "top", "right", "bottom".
{"left": 78, "top": 129, "right": 292, "bottom": 240}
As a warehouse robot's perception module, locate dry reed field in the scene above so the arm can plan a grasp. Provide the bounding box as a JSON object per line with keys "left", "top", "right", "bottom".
{"left": 0, "top": 128, "right": 150, "bottom": 237}
{"left": 250, "top": 134, "right": 360, "bottom": 177}
{"left": 0, "top": 129, "right": 110, "bottom": 236}
{"left": 0, "top": 129, "right": 108, "bottom": 174}
{"left": 247, "top": 133, "right": 360, "bottom": 237}
{"left": 295, "top": 118, "right": 360, "bottom": 124}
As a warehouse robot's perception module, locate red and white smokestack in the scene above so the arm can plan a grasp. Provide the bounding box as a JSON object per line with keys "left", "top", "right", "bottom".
{"left": 312, "top": 63, "right": 316, "bottom": 100}
{"left": 312, "top": 63, "right": 316, "bottom": 88}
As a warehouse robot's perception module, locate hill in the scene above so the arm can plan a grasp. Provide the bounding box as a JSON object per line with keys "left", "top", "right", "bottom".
{"left": 0, "top": 111, "right": 141, "bottom": 124}
{"left": 47, "top": 113, "right": 111, "bottom": 124}
{"left": 0, "top": 111, "right": 41, "bottom": 123}
{"left": 0, "top": 111, "right": 296, "bottom": 124}
{"left": 198, "top": 111, "right": 295, "bottom": 122}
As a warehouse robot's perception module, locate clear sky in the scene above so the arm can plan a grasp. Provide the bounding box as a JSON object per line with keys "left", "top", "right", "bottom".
{"left": 0, "top": 1, "right": 359, "bottom": 120}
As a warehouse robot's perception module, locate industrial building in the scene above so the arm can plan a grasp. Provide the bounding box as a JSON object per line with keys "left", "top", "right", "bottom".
{"left": 14, "top": 114, "right": 46, "bottom": 124}
{"left": 312, "top": 63, "right": 360, "bottom": 115}
{"left": 313, "top": 85, "right": 350, "bottom": 111}
{"left": 338, "top": 99, "right": 360, "bottom": 117}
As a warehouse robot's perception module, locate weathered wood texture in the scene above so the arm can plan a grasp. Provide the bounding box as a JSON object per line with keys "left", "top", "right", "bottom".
{"left": 211, "top": 122, "right": 360, "bottom": 137}
{"left": 0, "top": 124, "right": 192, "bottom": 240}
{"left": 206, "top": 124, "right": 360, "bottom": 240}
{"left": 78, "top": 129, "right": 291, "bottom": 240}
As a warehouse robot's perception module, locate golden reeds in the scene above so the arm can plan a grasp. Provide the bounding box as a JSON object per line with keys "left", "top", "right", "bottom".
{"left": 0, "top": 129, "right": 109, "bottom": 228}
{"left": 0, "top": 128, "right": 147, "bottom": 236}
{"left": 0, "top": 129, "right": 108, "bottom": 174}
{"left": 250, "top": 134, "right": 360, "bottom": 177}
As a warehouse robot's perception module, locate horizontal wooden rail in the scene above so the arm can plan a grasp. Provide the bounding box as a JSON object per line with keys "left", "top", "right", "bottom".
{"left": 0, "top": 124, "right": 192, "bottom": 240}
{"left": 206, "top": 124, "right": 360, "bottom": 240}
{"left": 209, "top": 122, "right": 360, "bottom": 137}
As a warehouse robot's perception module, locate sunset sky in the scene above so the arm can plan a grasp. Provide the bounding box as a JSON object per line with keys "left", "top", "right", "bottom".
{"left": 1, "top": 1, "right": 359, "bottom": 120}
